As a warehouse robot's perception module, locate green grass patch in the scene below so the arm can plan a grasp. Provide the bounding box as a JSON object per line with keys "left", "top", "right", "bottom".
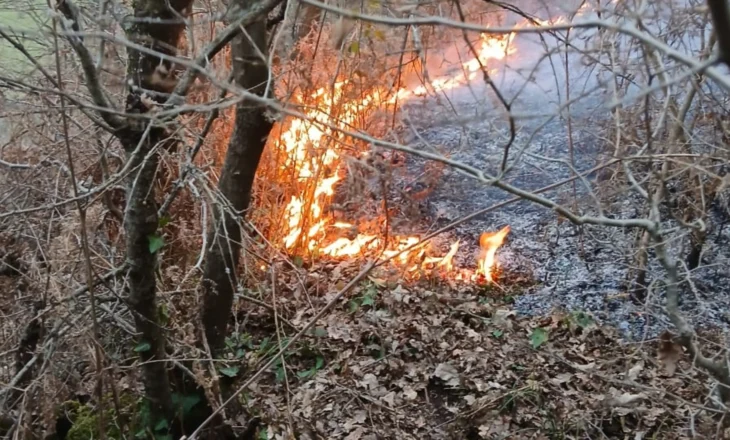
{"left": 0, "top": 0, "right": 52, "bottom": 73}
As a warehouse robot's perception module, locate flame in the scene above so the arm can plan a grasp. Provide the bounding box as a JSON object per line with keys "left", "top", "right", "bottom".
{"left": 270, "top": 78, "right": 456, "bottom": 268}
{"left": 477, "top": 226, "right": 511, "bottom": 282}
{"left": 423, "top": 239, "right": 460, "bottom": 271}
{"left": 406, "top": 32, "right": 516, "bottom": 97}
{"left": 269, "top": 28, "right": 517, "bottom": 274}
{"left": 262, "top": 4, "right": 594, "bottom": 278}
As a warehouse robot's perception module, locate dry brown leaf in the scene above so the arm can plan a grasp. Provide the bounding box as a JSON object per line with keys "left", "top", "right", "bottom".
{"left": 344, "top": 426, "right": 365, "bottom": 440}
{"left": 402, "top": 387, "right": 418, "bottom": 400}
{"left": 549, "top": 373, "right": 573, "bottom": 386}
{"left": 381, "top": 391, "right": 396, "bottom": 407}
{"left": 358, "top": 373, "right": 380, "bottom": 391}
{"left": 627, "top": 361, "right": 644, "bottom": 381}
{"left": 573, "top": 362, "right": 596, "bottom": 372}
{"left": 492, "top": 309, "right": 515, "bottom": 330}
{"left": 657, "top": 331, "right": 682, "bottom": 376}
{"left": 602, "top": 392, "right": 647, "bottom": 409}
{"left": 433, "top": 363, "right": 461, "bottom": 387}
{"left": 368, "top": 276, "right": 386, "bottom": 287}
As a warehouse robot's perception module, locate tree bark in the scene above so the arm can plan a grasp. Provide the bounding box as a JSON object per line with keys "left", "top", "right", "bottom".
{"left": 121, "top": 0, "right": 193, "bottom": 430}
{"left": 201, "top": 2, "right": 274, "bottom": 353}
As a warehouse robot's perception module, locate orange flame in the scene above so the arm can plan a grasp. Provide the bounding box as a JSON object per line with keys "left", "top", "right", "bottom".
{"left": 269, "top": 31, "right": 516, "bottom": 275}
{"left": 477, "top": 226, "right": 511, "bottom": 282}
{"left": 405, "top": 32, "right": 516, "bottom": 98}
{"left": 264, "top": 4, "right": 594, "bottom": 277}
{"left": 435, "top": 239, "right": 460, "bottom": 271}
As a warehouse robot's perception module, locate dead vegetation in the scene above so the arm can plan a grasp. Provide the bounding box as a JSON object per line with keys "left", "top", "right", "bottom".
{"left": 2, "top": 0, "right": 730, "bottom": 438}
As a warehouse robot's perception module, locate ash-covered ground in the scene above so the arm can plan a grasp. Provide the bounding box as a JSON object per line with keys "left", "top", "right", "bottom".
{"left": 387, "top": 17, "right": 730, "bottom": 340}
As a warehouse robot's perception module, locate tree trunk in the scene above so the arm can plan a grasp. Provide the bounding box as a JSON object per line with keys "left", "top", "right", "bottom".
{"left": 121, "top": 0, "right": 193, "bottom": 430}
{"left": 201, "top": 3, "right": 274, "bottom": 353}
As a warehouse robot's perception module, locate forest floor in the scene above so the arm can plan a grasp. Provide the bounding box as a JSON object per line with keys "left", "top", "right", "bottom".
{"left": 2, "top": 237, "right": 725, "bottom": 439}
{"left": 2, "top": 6, "right": 728, "bottom": 436}
{"left": 175, "top": 261, "right": 723, "bottom": 439}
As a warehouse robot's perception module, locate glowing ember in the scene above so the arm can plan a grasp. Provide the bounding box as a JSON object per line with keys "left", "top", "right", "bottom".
{"left": 477, "top": 226, "right": 511, "bottom": 282}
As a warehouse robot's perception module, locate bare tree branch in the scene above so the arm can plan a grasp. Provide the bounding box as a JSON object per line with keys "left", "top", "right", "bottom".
{"left": 55, "top": 0, "right": 125, "bottom": 130}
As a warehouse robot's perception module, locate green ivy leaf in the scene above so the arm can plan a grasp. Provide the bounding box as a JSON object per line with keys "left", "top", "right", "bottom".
{"left": 491, "top": 329, "right": 503, "bottom": 339}
{"left": 225, "top": 336, "right": 236, "bottom": 350}
{"left": 361, "top": 294, "right": 376, "bottom": 307}
{"left": 530, "top": 328, "right": 549, "bottom": 349}
{"left": 172, "top": 393, "right": 201, "bottom": 417}
{"left": 571, "top": 311, "right": 595, "bottom": 328}
{"left": 348, "top": 41, "right": 360, "bottom": 54}
{"left": 154, "top": 419, "right": 169, "bottom": 431}
{"left": 219, "top": 366, "right": 240, "bottom": 378}
{"left": 275, "top": 366, "right": 286, "bottom": 383}
{"left": 148, "top": 233, "right": 164, "bottom": 254}
{"left": 315, "top": 356, "right": 324, "bottom": 370}
{"left": 348, "top": 300, "right": 360, "bottom": 313}
{"left": 134, "top": 341, "right": 151, "bottom": 353}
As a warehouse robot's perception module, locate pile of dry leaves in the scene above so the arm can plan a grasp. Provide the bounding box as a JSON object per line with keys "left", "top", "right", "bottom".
{"left": 190, "top": 261, "right": 724, "bottom": 439}
{"left": 2, "top": 236, "right": 725, "bottom": 439}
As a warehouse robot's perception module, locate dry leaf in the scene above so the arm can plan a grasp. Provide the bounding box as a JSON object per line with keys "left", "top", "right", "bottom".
{"left": 627, "top": 361, "right": 644, "bottom": 380}
{"left": 603, "top": 392, "right": 647, "bottom": 408}
{"left": 493, "top": 309, "right": 515, "bottom": 330}
{"left": 381, "top": 391, "right": 396, "bottom": 407}
{"left": 573, "top": 362, "right": 596, "bottom": 372}
{"left": 433, "top": 363, "right": 461, "bottom": 386}
{"left": 358, "top": 373, "right": 380, "bottom": 391}
{"left": 657, "top": 331, "right": 682, "bottom": 376}
{"left": 549, "top": 373, "right": 573, "bottom": 386}
{"left": 402, "top": 387, "right": 418, "bottom": 400}
{"left": 344, "top": 426, "right": 364, "bottom": 440}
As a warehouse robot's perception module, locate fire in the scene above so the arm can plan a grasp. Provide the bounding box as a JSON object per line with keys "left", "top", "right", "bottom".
{"left": 477, "top": 226, "right": 511, "bottom": 282}
{"left": 407, "top": 32, "right": 516, "bottom": 97}
{"left": 263, "top": 4, "right": 595, "bottom": 279}
{"left": 267, "top": 28, "right": 518, "bottom": 277}
{"left": 423, "top": 240, "right": 460, "bottom": 272}
{"left": 271, "top": 30, "right": 516, "bottom": 265}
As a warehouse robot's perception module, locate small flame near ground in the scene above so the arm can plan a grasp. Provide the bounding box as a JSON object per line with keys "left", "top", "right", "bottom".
{"left": 477, "top": 226, "right": 511, "bottom": 283}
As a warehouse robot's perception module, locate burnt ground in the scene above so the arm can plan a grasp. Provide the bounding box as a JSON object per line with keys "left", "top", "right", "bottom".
{"left": 385, "top": 26, "right": 730, "bottom": 341}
